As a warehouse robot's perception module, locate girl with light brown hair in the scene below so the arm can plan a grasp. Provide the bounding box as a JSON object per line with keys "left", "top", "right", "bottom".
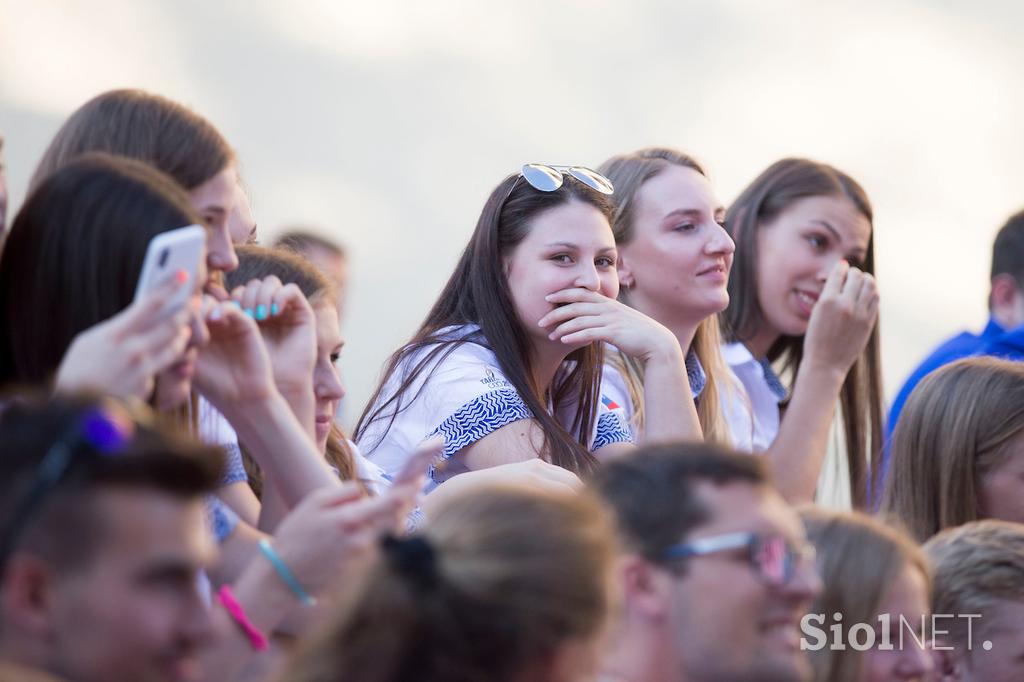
{"left": 880, "top": 356, "right": 1024, "bottom": 542}
{"left": 800, "top": 507, "right": 933, "bottom": 682}
{"left": 285, "top": 484, "right": 617, "bottom": 682}
{"left": 596, "top": 148, "right": 735, "bottom": 445}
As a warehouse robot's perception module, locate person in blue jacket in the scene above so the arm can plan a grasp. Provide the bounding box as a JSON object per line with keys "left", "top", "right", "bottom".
{"left": 885, "top": 209, "right": 1024, "bottom": 475}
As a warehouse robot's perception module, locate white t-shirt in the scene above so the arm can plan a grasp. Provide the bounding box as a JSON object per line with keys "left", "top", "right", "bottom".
{"left": 357, "top": 325, "right": 632, "bottom": 484}
{"left": 600, "top": 348, "right": 707, "bottom": 443}
{"left": 720, "top": 342, "right": 787, "bottom": 452}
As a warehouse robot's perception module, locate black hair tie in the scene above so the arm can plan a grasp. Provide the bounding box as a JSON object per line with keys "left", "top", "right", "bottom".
{"left": 381, "top": 534, "right": 439, "bottom": 590}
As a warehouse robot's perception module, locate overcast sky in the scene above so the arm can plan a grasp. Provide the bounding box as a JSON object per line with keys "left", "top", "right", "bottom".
{"left": 3, "top": 0, "right": 1023, "bottom": 424}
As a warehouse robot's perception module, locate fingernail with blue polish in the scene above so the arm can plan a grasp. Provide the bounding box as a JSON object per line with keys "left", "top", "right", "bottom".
{"left": 270, "top": 303, "right": 279, "bottom": 316}
{"left": 244, "top": 308, "right": 254, "bottom": 318}
{"left": 256, "top": 305, "right": 268, "bottom": 320}
{"left": 230, "top": 300, "right": 241, "bottom": 308}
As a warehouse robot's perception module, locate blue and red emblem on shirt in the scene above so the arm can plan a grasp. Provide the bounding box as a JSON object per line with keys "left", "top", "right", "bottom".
{"left": 601, "top": 395, "right": 620, "bottom": 410}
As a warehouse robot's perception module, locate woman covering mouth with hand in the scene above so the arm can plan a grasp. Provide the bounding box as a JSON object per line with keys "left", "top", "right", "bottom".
{"left": 355, "top": 164, "right": 693, "bottom": 483}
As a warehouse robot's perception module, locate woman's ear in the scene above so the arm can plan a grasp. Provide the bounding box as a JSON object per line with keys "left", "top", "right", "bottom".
{"left": 616, "top": 251, "right": 635, "bottom": 290}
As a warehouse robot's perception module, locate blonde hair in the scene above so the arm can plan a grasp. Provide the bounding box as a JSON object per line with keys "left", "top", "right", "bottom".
{"left": 287, "top": 484, "right": 616, "bottom": 682}
{"left": 880, "top": 357, "right": 1024, "bottom": 542}
{"left": 598, "top": 148, "right": 732, "bottom": 444}
{"left": 800, "top": 507, "right": 930, "bottom": 682}
{"left": 924, "top": 520, "right": 1024, "bottom": 650}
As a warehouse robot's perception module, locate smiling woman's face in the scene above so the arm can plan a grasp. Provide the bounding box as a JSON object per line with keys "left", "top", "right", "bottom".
{"left": 753, "top": 194, "right": 872, "bottom": 341}
{"left": 617, "top": 164, "right": 735, "bottom": 326}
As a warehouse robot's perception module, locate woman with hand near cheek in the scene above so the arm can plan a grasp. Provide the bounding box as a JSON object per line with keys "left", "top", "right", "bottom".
{"left": 722, "top": 158, "right": 882, "bottom": 509}
{"left": 355, "top": 165, "right": 691, "bottom": 483}
{"left": 594, "top": 148, "right": 736, "bottom": 445}
{"left": 226, "top": 245, "right": 387, "bottom": 499}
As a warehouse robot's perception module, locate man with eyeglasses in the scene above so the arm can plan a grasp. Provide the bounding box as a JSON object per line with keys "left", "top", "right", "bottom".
{"left": 0, "top": 396, "right": 221, "bottom": 682}
{"left": 590, "top": 442, "right": 821, "bottom": 682}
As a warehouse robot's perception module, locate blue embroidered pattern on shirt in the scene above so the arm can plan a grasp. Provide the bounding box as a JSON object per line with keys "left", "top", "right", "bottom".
{"left": 206, "top": 496, "right": 239, "bottom": 544}
{"left": 759, "top": 359, "right": 788, "bottom": 402}
{"left": 593, "top": 411, "right": 633, "bottom": 450}
{"left": 685, "top": 348, "right": 707, "bottom": 399}
{"left": 219, "top": 442, "right": 249, "bottom": 485}
{"left": 427, "top": 386, "right": 532, "bottom": 480}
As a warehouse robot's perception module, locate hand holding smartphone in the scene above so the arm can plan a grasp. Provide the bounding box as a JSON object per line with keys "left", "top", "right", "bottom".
{"left": 134, "top": 224, "right": 206, "bottom": 317}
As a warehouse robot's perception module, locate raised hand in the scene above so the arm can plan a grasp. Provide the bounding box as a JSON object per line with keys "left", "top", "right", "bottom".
{"left": 230, "top": 276, "right": 317, "bottom": 398}
{"left": 193, "top": 297, "right": 277, "bottom": 409}
{"left": 538, "top": 287, "right": 683, "bottom": 364}
{"left": 55, "top": 272, "right": 193, "bottom": 401}
{"left": 270, "top": 483, "right": 413, "bottom": 597}
{"left": 803, "top": 260, "right": 879, "bottom": 375}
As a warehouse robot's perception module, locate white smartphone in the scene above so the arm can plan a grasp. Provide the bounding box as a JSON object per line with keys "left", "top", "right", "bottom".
{"left": 133, "top": 224, "right": 206, "bottom": 315}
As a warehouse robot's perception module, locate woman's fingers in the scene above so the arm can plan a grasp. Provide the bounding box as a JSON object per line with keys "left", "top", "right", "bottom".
{"left": 821, "top": 260, "right": 849, "bottom": 301}
{"left": 557, "top": 327, "right": 606, "bottom": 345}
{"left": 544, "top": 287, "right": 608, "bottom": 306}
{"left": 254, "top": 275, "right": 283, "bottom": 321}
{"left": 537, "top": 301, "right": 608, "bottom": 328}
{"left": 838, "top": 267, "right": 863, "bottom": 305}
{"left": 117, "top": 271, "right": 189, "bottom": 337}
{"left": 548, "top": 314, "right": 605, "bottom": 341}
{"left": 269, "top": 282, "right": 309, "bottom": 321}
{"left": 139, "top": 324, "right": 192, "bottom": 377}
{"left": 238, "top": 279, "right": 262, "bottom": 318}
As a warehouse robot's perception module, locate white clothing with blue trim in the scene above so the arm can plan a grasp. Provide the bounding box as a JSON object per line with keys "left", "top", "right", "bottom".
{"left": 720, "top": 342, "right": 787, "bottom": 452}
{"left": 357, "top": 325, "right": 632, "bottom": 485}
{"left": 601, "top": 347, "right": 707, "bottom": 443}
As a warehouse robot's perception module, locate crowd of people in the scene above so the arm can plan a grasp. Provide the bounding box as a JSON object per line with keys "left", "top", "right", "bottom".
{"left": 0, "top": 89, "right": 1022, "bottom": 682}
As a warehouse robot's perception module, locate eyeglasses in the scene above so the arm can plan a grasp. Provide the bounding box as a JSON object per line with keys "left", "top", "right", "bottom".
{"left": 504, "top": 164, "right": 615, "bottom": 204}
{"left": 662, "top": 531, "right": 816, "bottom": 587}
{"left": 0, "top": 408, "right": 131, "bottom": 568}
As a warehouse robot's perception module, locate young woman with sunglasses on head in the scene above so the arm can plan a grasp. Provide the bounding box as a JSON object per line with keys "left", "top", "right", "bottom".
{"left": 355, "top": 165, "right": 696, "bottom": 482}
{"left": 229, "top": 244, "right": 586, "bottom": 533}
{"left": 721, "top": 159, "right": 882, "bottom": 509}
{"left": 596, "top": 148, "right": 736, "bottom": 445}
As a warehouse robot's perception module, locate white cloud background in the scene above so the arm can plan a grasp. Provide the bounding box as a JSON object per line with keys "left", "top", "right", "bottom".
{"left": 2, "top": 0, "right": 1022, "bottom": 426}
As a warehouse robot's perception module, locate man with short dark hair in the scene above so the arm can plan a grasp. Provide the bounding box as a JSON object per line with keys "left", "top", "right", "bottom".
{"left": 889, "top": 209, "right": 1024, "bottom": 434}
{"left": 590, "top": 443, "right": 821, "bottom": 682}
{"left": 925, "top": 520, "right": 1024, "bottom": 682}
{"left": 0, "top": 396, "right": 222, "bottom": 682}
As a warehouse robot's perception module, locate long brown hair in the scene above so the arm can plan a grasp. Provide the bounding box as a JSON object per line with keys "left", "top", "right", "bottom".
{"left": 800, "top": 507, "right": 930, "bottom": 682}
{"left": 881, "top": 357, "right": 1024, "bottom": 542}
{"left": 598, "top": 147, "right": 733, "bottom": 444}
{"left": 722, "top": 158, "right": 883, "bottom": 509}
{"left": 226, "top": 245, "right": 358, "bottom": 492}
{"left": 0, "top": 154, "right": 199, "bottom": 388}
{"left": 354, "top": 174, "right": 614, "bottom": 475}
{"left": 30, "top": 89, "right": 232, "bottom": 192}
{"left": 286, "top": 484, "right": 616, "bottom": 682}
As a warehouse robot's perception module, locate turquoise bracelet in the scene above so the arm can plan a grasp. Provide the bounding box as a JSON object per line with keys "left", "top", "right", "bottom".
{"left": 258, "top": 538, "right": 317, "bottom": 606}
